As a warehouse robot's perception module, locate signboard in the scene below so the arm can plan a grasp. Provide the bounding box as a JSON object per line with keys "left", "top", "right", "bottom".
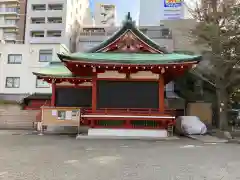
{"left": 164, "top": 0, "right": 182, "bottom": 8}
{"left": 163, "top": 0, "right": 183, "bottom": 20}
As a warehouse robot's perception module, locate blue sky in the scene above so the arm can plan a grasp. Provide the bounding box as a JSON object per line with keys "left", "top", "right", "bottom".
{"left": 91, "top": 0, "right": 140, "bottom": 24}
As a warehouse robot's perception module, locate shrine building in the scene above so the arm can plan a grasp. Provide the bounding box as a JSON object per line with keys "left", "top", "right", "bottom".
{"left": 31, "top": 13, "right": 202, "bottom": 137}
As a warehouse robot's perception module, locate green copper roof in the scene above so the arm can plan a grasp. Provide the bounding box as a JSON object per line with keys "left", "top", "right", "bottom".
{"left": 32, "top": 63, "right": 72, "bottom": 77}
{"left": 58, "top": 52, "right": 202, "bottom": 64}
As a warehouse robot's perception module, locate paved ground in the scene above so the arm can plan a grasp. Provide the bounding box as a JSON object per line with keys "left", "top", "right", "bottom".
{"left": 0, "top": 134, "right": 240, "bottom": 180}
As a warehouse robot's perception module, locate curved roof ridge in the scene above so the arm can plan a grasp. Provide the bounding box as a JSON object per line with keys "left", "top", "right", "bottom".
{"left": 87, "top": 12, "right": 168, "bottom": 53}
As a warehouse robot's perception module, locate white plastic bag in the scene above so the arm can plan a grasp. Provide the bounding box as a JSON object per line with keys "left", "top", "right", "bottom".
{"left": 178, "top": 116, "right": 207, "bottom": 135}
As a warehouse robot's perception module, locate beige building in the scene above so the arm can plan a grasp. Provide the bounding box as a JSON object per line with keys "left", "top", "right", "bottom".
{"left": 0, "top": 0, "right": 27, "bottom": 43}
{"left": 77, "top": 19, "right": 204, "bottom": 54}
{"left": 24, "top": 0, "right": 90, "bottom": 47}
{"left": 161, "top": 19, "right": 206, "bottom": 54}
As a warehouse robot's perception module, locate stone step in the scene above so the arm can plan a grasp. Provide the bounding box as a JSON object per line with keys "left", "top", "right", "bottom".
{"left": 76, "top": 134, "right": 179, "bottom": 140}
{"left": 88, "top": 128, "right": 168, "bottom": 138}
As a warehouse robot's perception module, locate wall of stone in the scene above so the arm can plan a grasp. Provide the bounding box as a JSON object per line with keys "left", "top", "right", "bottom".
{"left": 0, "top": 105, "right": 37, "bottom": 130}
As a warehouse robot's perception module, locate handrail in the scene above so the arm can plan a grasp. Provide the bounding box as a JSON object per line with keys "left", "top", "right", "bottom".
{"left": 79, "top": 108, "right": 176, "bottom": 129}
{"left": 81, "top": 108, "right": 176, "bottom": 116}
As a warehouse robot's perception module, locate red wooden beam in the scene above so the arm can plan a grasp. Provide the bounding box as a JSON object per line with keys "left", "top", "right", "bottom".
{"left": 92, "top": 75, "right": 97, "bottom": 112}
{"left": 51, "top": 82, "right": 56, "bottom": 106}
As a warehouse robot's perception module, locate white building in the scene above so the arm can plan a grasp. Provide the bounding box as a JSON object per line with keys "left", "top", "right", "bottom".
{"left": 139, "top": 0, "right": 185, "bottom": 26}
{"left": 0, "top": 0, "right": 23, "bottom": 43}
{"left": 93, "top": 3, "right": 116, "bottom": 26}
{"left": 24, "top": 0, "right": 90, "bottom": 47}
{"left": 0, "top": 43, "right": 69, "bottom": 101}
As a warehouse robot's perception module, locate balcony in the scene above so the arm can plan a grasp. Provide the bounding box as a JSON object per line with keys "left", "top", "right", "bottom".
{"left": 47, "top": 17, "right": 62, "bottom": 24}
{"left": 80, "top": 32, "right": 110, "bottom": 36}
{"left": 79, "top": 27, "right": 115, "bottom": 37}
{"left": 48, "top": 4, "right": 63, "bottom": 11}
{"left": 0, "top": 18, "right": 18, "bottom": 28}
{"left": 0, "top": 24, "right": 18, "bottom": 28}
{"left": 3, "top": 27, "right": 18, "bottom": 33}
{"left": 4, "top": 14, "right": 20, "bottom": 19}
{"left": 0, "top": 0, "right": 20, "bottom": 3}
{"left": 3, "top": 35, "right": 16, "bottom": 41}
{"left": 0, "top": 7, "right": 19, "bottom": 15}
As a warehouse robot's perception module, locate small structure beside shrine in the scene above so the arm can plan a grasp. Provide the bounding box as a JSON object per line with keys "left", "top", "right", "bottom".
{"left": 32, "top": 13, "right": 202, "bottom": 138}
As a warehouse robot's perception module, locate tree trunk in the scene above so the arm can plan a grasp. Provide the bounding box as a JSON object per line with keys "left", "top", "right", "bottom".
{"left": 216, "top": 86, "right": 228, "bottom": 130}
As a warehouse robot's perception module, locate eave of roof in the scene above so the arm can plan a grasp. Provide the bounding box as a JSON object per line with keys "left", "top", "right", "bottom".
{"left": 57, "top": 52, "right": 202, "bottom": 65}
{"left": 32, "top": 63, "right": 72, "bottom": 77}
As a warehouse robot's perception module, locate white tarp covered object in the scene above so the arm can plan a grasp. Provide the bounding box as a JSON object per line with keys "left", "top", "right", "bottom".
{"left": 176, "top": 116, "right": 207, "bottom": 135}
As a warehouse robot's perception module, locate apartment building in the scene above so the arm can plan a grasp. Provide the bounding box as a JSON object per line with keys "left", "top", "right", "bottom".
{"left": 24, "top": 0, "right": 90, "bottom": 47}
{"left": 0, "top": 43, "right": 69, "bottom": 101}
{"left": 0, "top": 0, "right": 27, "bottom": 43}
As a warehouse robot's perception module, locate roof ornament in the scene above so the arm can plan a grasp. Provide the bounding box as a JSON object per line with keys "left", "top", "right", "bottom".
{"left": 122, "top": 12, "right": 136, "bottom": 26}
{"left": 126, "top": 12, "right": 132, "bottom": 21}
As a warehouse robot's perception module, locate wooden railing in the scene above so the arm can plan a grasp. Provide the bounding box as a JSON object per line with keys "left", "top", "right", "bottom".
{"left": 81, "top": 108, "right": 176, "bottom": 130}
{"left": 82, "top": 108, "right": 176, "bottom": 116}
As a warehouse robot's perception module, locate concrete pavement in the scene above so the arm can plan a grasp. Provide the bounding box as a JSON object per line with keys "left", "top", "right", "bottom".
{"left": 0, "top": 133, "right": 240, "bottom": 179}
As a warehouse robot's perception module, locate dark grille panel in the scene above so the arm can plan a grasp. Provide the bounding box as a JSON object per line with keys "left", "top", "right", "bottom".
{"left": 55, "top": 87, "right": 92, "bottom": 107}
{"left": 97, "top": 81, "right": 159, "bottom": 109}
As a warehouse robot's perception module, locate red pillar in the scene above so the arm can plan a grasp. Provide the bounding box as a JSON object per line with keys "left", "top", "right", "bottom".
{"left": 92, "top": 77, "right": 97, "bottom": 112}
{"left": 51, "top": 82, "right": 56, "bottom": 106}
{"left": 158, "top": 76, "right": 165, "bottom": 113}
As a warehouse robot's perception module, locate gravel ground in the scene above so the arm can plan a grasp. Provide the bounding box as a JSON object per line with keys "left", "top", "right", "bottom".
{"left": 0, "top": 134, "right": 239, "bottom": 180}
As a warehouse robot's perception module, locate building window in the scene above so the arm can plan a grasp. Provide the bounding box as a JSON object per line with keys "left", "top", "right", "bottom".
{"left": 47, "top": 17, "right": 62, "bottom": 23}
{"left": 31, "top": 31, "right": 44, "bottom": 37}
{"left": 36, "top": 79, "right": 50, "bottom": 88}
{"left": 47, "top": 30, "right": 62, "bottom": 37}
{"left": 31, "top": 17, "right": 45, "bottom": 24}
{"left": 161, "top": 28, "right": 171, "bottom": 37}
{"left": 8, "top": 54, "right": 22, "bottom": 64}
{"left": 32, "top": 4, "right": 46, "bottom": 11}
{"left": 48, "top": 4, "right": 63, "bottom": 10}
{"left": 39, "top": 49, "right": 52, "bottom": 62}
{"left": 5, "top": 19, "right": 16, "bottom": 25}
{"left": 5, "top": 77, "right": 20, "bottom": 88}
{"left": 5, "top": 7, "right": 19, "bottom": 13}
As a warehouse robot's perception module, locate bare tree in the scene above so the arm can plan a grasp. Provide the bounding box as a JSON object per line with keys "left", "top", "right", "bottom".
{"left": 70, "top": 20, "right": 81, "bottom": 53}
{"left": 186, "top": 0, "right": 240, "bottom": 129}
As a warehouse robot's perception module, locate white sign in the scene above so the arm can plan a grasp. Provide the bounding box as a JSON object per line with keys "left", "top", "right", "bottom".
{"left": 66, "top": 111, "right": 72, "bottom": 120}
{"left": 52, "top": 110, "right": 57, "bottom": 116}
